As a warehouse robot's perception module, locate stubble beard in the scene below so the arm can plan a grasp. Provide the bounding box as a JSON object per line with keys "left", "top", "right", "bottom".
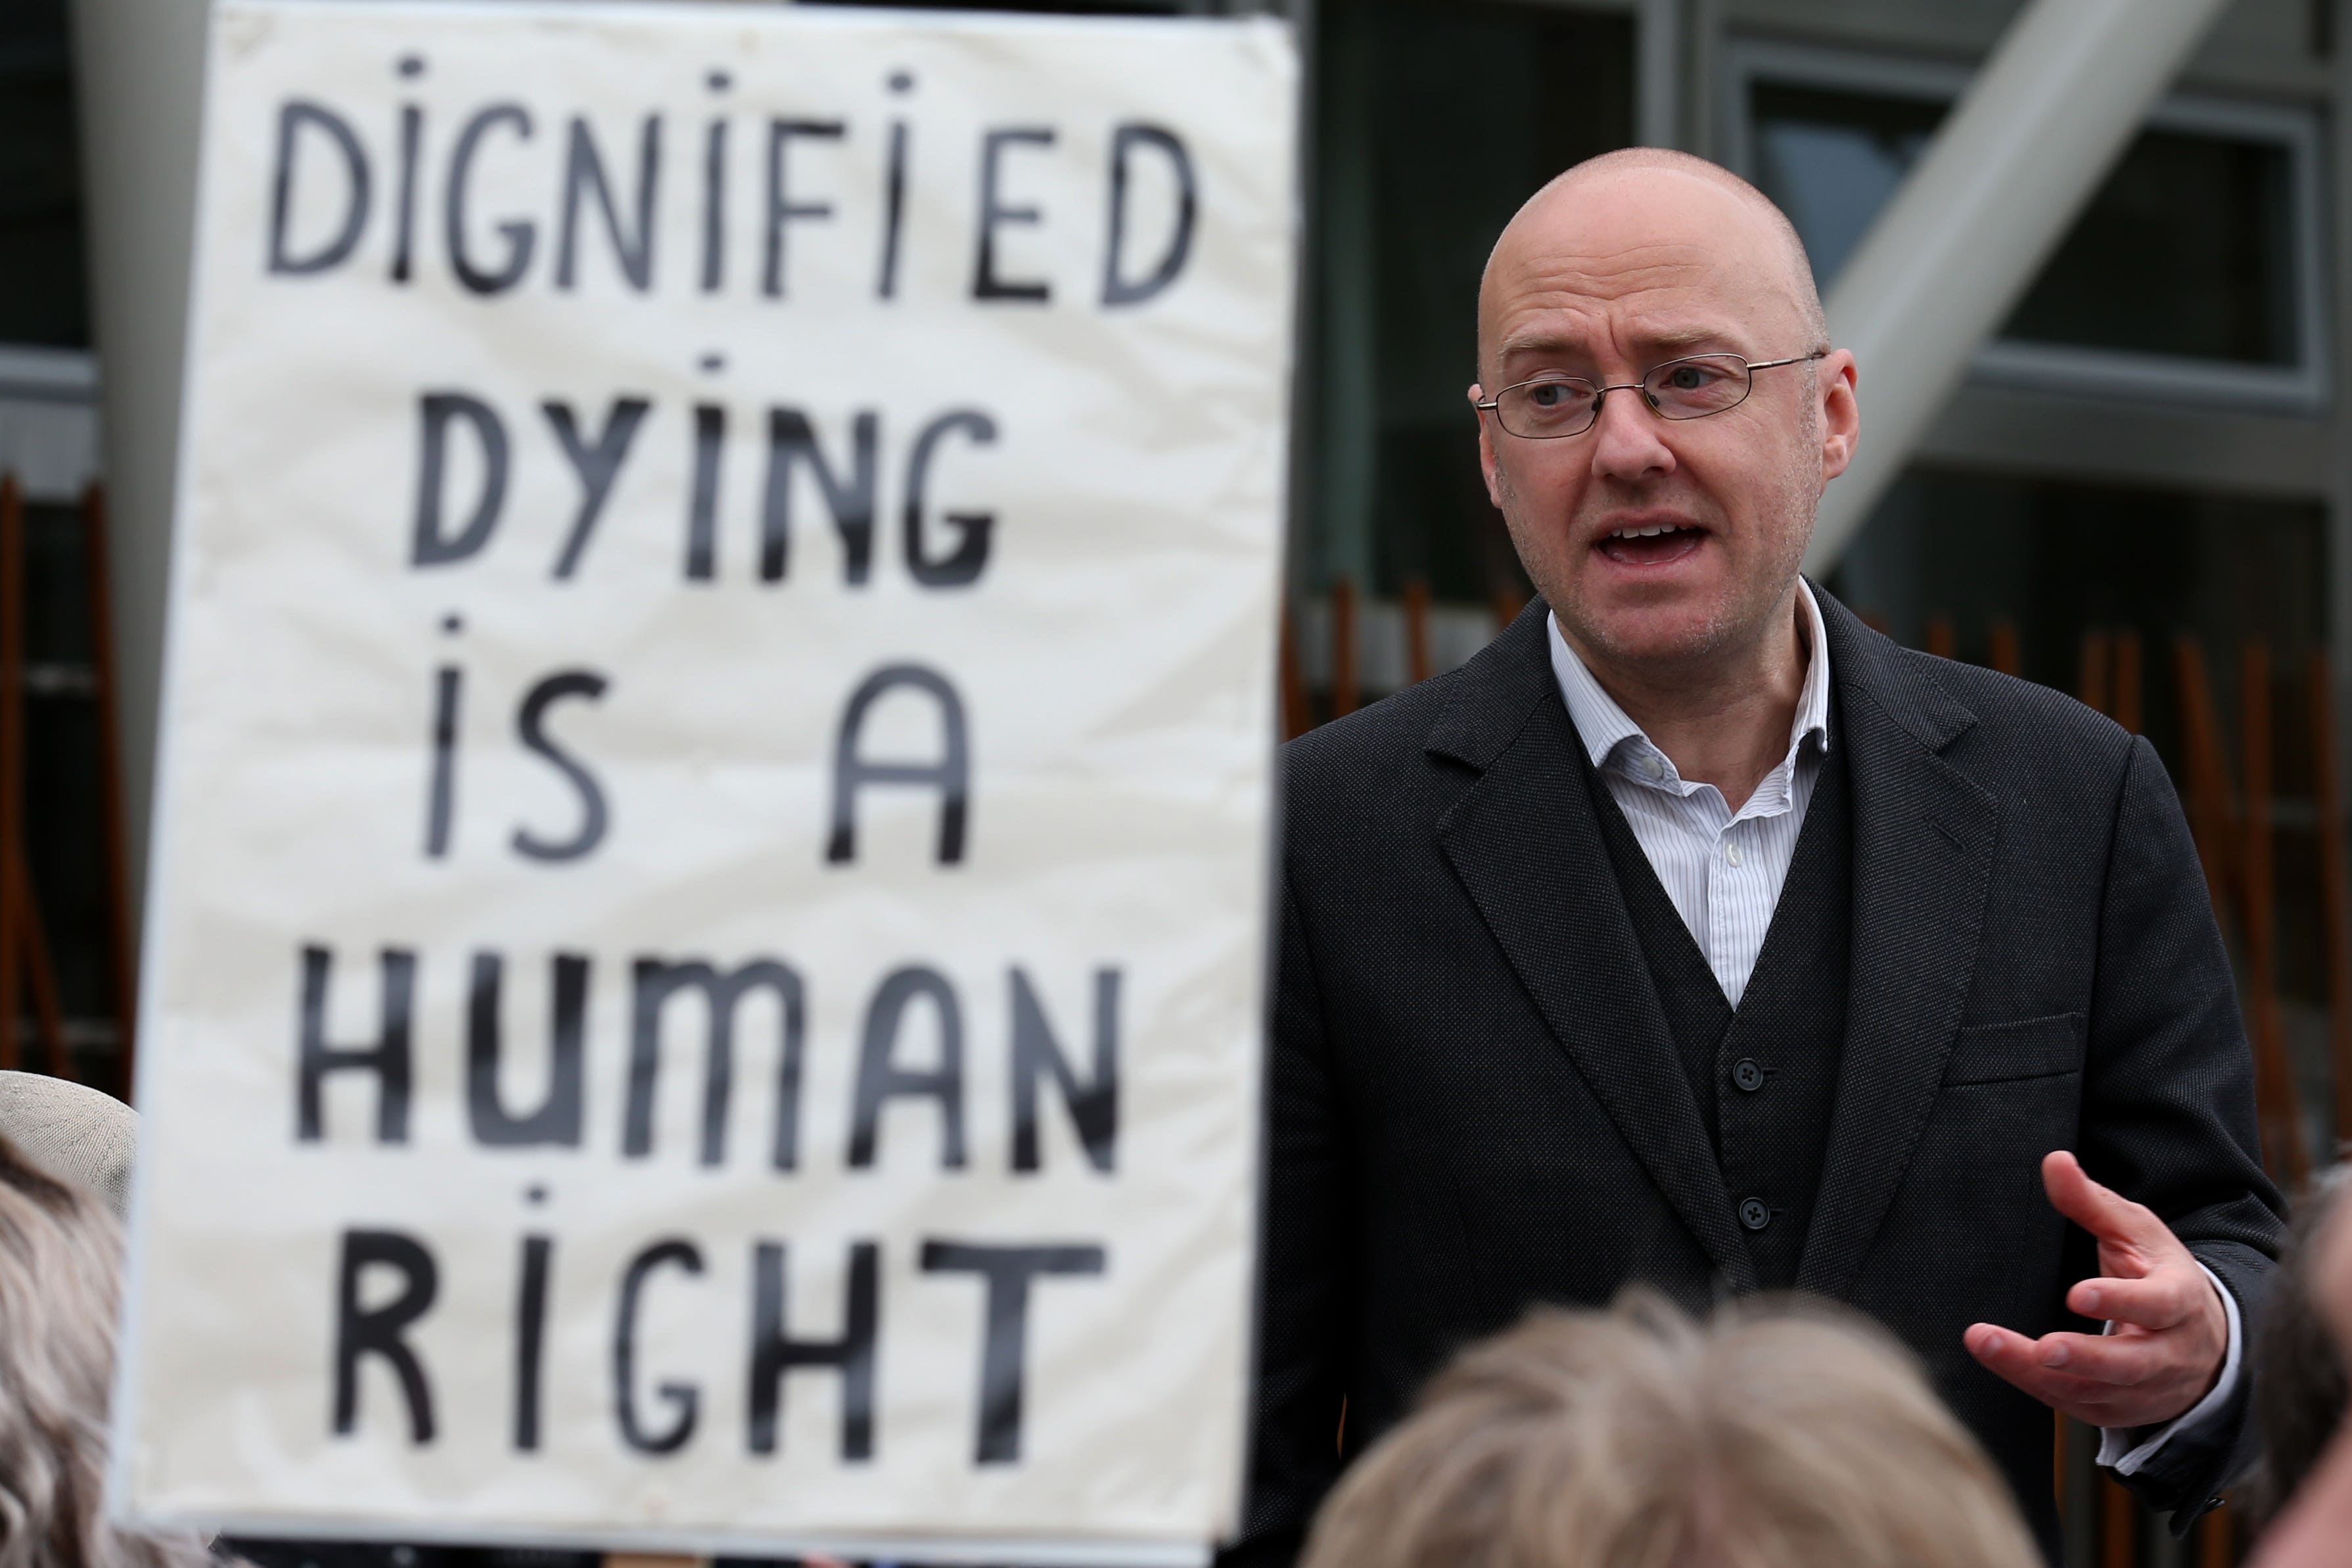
{"left": 1496, "top": 425, "right": 1822, "bottom": 678}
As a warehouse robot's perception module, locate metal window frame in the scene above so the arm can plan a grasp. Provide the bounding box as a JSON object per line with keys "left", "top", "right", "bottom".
{"left": 0, "top": 345, "right": 99, "bottom": 404}
{"left": 1722, "top": 35, "right": 2331, "bottom": 412}
{"left": 0, "top": 346, "right": 101, "bottom": 503}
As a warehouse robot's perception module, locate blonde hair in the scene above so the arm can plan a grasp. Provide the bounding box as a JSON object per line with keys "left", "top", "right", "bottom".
{"left": 0, "top": 1134, "right": 213, "bottom": 1568}
{"left": 1301, "top": 1290, "right": 2038, "bottom": 1568}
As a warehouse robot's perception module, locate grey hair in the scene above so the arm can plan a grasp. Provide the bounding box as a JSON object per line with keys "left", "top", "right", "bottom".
{"left": 1301, "top": 1288, "right": 2038, "bottom": 1568}
{"left": 0, "top": 1136, "right": 216, "bottom": 1568}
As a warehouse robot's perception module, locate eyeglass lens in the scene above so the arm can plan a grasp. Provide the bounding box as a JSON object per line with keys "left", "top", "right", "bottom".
{"left": 1496, "top": 354, "right": 1755, "bottom": 438}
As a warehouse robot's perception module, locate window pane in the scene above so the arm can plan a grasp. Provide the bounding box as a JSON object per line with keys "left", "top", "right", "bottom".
{"left": 1751, "top": 83, "right": 1941, "bottom": 289}
{"left": 0, "top": 0, "right": 90, "bottom": 350}
{"left": 1749, "top": 76, "right": 2306, "bottom": 368}
{"left": 1832, "top": 465, "right": 2327, "bottom": 785}
{"left": 1316, "top": 0, "right": 1634, "bottom": 600}
{"left": 2006, "top": 129, "right": 2299, "bottom": 364}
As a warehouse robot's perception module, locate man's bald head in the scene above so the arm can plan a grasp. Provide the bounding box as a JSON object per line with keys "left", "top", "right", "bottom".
{"left": 1466, "top": 145, "right": 1860, "bottom": 685}
{"left": 1477, "top": 149, "right": 1828, "bottom": 379}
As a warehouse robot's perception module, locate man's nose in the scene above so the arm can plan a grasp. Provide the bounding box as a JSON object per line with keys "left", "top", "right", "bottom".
{"left": 1588, "top": 386, "right": 1675, "bottom": 484}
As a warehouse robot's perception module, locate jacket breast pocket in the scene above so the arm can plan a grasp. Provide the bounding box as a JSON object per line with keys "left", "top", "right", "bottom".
{"left": 1943, "top": 1011, "right": 2085, "bottom": 1086}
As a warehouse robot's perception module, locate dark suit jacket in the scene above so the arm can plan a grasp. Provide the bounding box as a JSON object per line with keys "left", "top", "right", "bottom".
{"left": 1229, "top": 588, "right": 2284, "bottom": 1563}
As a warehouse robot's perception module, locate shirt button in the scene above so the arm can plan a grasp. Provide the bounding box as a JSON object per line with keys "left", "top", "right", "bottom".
{"left": 1739, "top": 1197, "right": 1772, "bottom": 1232}
{"left": 1642, "top": 754, "right": 1665, "bottom": 780}
{"left": 1733, "top": 1057, "right": 1766, "bottom": 1092}
{"left": 1726, "top": 841, "right": 1743, "bottom": 867}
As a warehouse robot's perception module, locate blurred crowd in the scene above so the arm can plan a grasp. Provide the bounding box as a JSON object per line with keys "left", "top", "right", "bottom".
{"left": 0, "top": 1072, "right": 2345, "bottom": 1568}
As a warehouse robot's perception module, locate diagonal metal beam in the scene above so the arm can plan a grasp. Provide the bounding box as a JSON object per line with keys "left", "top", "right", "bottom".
{"left": 1805, "top": 0, "right": 2232, "bottom": 574}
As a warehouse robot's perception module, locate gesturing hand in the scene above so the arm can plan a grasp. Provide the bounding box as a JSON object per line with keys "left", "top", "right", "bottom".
{"left": 1964, "top": 1151, "right": 2226, "bottom": 1430}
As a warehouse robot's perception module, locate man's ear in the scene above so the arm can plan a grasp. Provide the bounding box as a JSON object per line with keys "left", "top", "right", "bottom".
{"left": 1469, "top": 384, "right": 1506, "bottom": 509}
{"left": 1817, "top": 350, "right": 1860, "bottom": 482}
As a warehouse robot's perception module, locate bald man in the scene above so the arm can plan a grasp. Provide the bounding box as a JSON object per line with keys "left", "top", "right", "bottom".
{"left": 1231, "top": 150, "right": 2282, "bottom": 1563}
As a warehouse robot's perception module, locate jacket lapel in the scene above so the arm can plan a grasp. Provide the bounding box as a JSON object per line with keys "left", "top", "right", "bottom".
{"left": 1797, "top": 591, "right": 2000, "bottom": 1298}
{"left": 1429, "top": 609, "right": 1758, "bottom": 1293}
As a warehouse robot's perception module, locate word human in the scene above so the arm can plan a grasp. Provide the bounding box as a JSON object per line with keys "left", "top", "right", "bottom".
{"left": 266, "top": 89, "right": 1197, "bottom": 306}
{"left": 297, "top": 943, "right": 1120, "bottom": 1173}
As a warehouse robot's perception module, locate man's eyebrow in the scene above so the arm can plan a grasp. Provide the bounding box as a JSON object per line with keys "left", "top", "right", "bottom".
{"left": 1494, "top": 322, "right": 1748, "bottom": 367}
{"left": 1638, "top": 323, "right": 1745, "bottom": 354}
{"left": 1495, "top": 332, "right": 1588, "bottom": 361}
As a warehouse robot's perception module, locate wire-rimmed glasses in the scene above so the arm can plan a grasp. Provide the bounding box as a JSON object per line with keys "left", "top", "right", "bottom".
{"left": 1476, "top": 350, "right": 1828, "bottom": 439}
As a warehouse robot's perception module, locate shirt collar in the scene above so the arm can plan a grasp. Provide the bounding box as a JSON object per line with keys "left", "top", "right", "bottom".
{"left": 1547, "top": 579, "right": 1833, "bottom": 777}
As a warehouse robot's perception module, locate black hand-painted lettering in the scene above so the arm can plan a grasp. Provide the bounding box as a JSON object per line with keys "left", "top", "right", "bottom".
{"left": 763, "top": 409, "right": 877, "bottom": 584}
{"left": 268, "top": 101, "right": 370, "bottom": 276}
{"left": 1009, "top": 967, "right": 1118, "bottom": 1174}
{"left": 902, "top": 410, "right": 996, "bottom": 587}
{"left": 513, "top": 1232, "right": 553, "bottom": 1451}
{"left": 557, "top": 115, "right": 661, "bottom": 292}
{"left": 424, "top": 662, "right": 461, "bottom": 856}
{"left": 467, "top": 952, "right": 588, "bottom": 1147}
{"left": 612, "top": 1239, "right": 703, "bottom": 1454}
{"left": 826, "top": 664, "right": 969, "bottom": 865}
{"left": 333, "top": 1228, "right": 439, "bottom": 1443}
{"left": 848, "top": 967, "right": 965, "bottom": 1170}
{"left": 919, "top": 1240, "right": 1107, "bottom": 1464}
{"left": 297, "top": 944, "right": 415, "bottom": 1143}
{"left": 1101, "top": 124, "right": 1196, "bottom": 307}
{"left": 973, "top": 127, "right": 1054, "bottom": 302}
{"left": 684, "top": 403, "right": 725, "bottom": 581}
{"left": 390, "top": 103, "right": 423, "bottom": 283}
{"left": 747, "top": 1240, "right": 879, "bottom": 1460}
{"left": 763, "top": 120, "right": 845, "bottom": 298}
{"left": 445, "top": 105, "right": 536, "bottom": 294}
{"left": 543, "top": 397, "right": 651, "bottom": 579}
{"left": 877, "top": 119, "right": 909, "bottom": 300}
{"left": 624, "top": 958, "right": 804, "bottom": 1168}
{"left": 511, "top": 670, "right": 611, "bottom": 862}
{"left": 700, "top": 118, "right": 729, "bottom": 293}
{"left": 411, "top": 392, "right": 509, "bottom": 566}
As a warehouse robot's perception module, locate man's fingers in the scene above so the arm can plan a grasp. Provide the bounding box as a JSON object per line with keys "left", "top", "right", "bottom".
{"left": 2070, "top": 1272, "right": 2194, "bottom": 1330}
{"left": 2043, "top": 1151, "right": 2168, "bottom": 1254}
{"left": 1966, "top": 1325, "right": 2121, "bottom": 1413}
{"left": 2021, "top": 1330, "right": 2164, "bottom": 1387}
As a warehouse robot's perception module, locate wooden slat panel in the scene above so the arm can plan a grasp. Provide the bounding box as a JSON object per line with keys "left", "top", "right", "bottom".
{"left": 1402, "top": 577, "right": 1433, "bottom": 686}
{"left": 1330, "top": 576, "right": 1359, "bottom": 720}
{"left": 1279, "top": 603, "right": 1310, "bottom": 741}
{"left": 1925, "top": 614, "right": 1957, "bottom": 662}
{"left": 2308, "top": 649, "right": 2352, "bottom": 1156}
{"left": 2111, "top": 631, "right": 2143, "bottom": 736}
{"left": 0, "top": 476, "right": 22, "bottom": 1072}
{"left": 83, "top": 484, "right": 138, "bottom": 1097}
{"left": 1991, "top": 618, "right": 2023, "bottom": 676}
{"left": 2078, "top": 630, "right": 2111, "bottom": 716}
{"left": 2238, "top": 641, "right": 2311, "bottom": 1188}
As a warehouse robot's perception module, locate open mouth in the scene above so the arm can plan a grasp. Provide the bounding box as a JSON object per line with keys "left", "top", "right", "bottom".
{"left": 1596, "top": 521, "right": 1707, "bottom": 568}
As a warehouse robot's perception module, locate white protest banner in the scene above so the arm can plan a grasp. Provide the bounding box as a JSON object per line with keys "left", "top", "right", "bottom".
{"left": 112, "top": 4, "right": 1294, "bottom": 1563}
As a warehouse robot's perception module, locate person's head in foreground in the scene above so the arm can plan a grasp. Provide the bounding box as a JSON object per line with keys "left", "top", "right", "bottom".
{"left": 1299, "top": 1290, "right": 2038, "bottom": 1568}
{"left": 2252, "top": 1176, "right": 2352, "bottom": 1567}
{"left": 0, "top": 1132, "right": 214, "bottom": 1568}
{"left": 2251, "top": 1170, "right": 2349, "bottom": 1525}
{"left": 1469, "top": 147, "right": 1858, "bottom": 696}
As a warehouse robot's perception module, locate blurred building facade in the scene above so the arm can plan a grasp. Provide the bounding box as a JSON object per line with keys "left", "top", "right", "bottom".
{"left": 5, "top": 0, "right": 2345, "bottom": 1157}
{"left": 1, "top": 0, "right": 2345, "bottom": 1560}
{"left": 9, "top": 0, "right": 2349, "bottom": 1159}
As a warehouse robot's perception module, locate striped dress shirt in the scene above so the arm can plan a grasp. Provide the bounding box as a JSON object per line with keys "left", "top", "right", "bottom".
{"left": 1546, "top": 581, "right": 1833, "bottom": 1009}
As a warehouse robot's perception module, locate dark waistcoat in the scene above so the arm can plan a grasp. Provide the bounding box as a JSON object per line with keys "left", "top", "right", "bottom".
{"left": 1580, "top": 711, "right": 1854, "bottom": 1289}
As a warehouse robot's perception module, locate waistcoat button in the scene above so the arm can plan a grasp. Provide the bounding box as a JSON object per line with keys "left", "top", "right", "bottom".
{"left": 1738, "top": 1197, "right": 1772, "bottom": 1232}
{"left": 1732, "top": 1057, "right": 1766, "bottom": 1092}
